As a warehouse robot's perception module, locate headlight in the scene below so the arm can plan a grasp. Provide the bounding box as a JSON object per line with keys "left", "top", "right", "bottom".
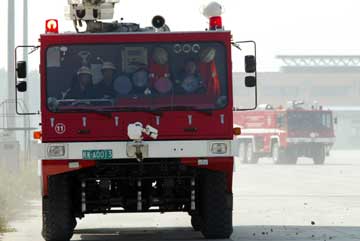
{"left": 47, "top": 145, "right": 66, "bottom": 158}
{"left": 211, "top": 143, "right": 227, "bottom": 154}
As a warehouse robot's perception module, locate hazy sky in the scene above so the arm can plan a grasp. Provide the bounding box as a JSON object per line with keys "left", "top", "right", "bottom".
{"left": 1, "top": 0, "right": 360, "bottom": 71}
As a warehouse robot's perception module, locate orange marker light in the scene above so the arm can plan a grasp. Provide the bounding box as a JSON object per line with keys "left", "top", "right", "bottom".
{"left": 46, "top": 19, "right": 59, "bottom": 33}
{"left": 33, "top": 131, "right": 42, "bottom": 140}
{"left": 233, "top": 127, "right": 241, "bottom": 136}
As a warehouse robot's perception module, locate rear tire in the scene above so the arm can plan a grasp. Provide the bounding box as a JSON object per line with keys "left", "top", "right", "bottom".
{"left": 200, "top": 170, "right": 233, "bottom": 239}
{"left": 42, "top": 174, "right": 75, "bottom": 241}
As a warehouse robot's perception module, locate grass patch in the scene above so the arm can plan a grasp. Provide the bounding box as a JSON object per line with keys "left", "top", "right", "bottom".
{"left": 0, "top": 216, "right": 16, "bottom": 233}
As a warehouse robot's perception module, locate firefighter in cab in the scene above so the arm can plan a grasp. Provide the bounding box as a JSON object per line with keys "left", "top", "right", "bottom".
{"left": 199, "top": 47, "right": 221, "bottom": 96}
{"left": 175, "top": 58, "right": 203, "bottom": 94}
{"left": 149, "top": 47, "right": 173, "bottom": 94}
{"left": 64, "top": 66, "right": 97, "bottom": 99}
{"left": 96, "top": 61, "right": 117, "bottom": 98}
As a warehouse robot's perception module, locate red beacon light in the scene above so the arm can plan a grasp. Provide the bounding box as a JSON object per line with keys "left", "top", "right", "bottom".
{"left": 45, "top": 19, "right": 59, "bottom": 34}
{"left": 202, "top": 2, "right": 224, "bottom": 30}
{"left": 209, "top": 16, "right": 222, "bottom": 30}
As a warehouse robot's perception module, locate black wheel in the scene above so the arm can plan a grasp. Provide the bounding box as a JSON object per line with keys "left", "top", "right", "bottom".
{"left": 42, "top": 174, "right": 75, "bottom": 241}
{"left": 73, "top": 219, "right": 77, "bottom": 230}
{"left": 200, "top": 170, "right": 233, "bottom": 239}
{"left": 246, "top": 142, "right": 259, "bottom": 164}
{"left": 272, "top": 142, "right": 285, "bottom": 164}
{"left": 313, "top": 145, "right": 325, "bottom": 165}
{"left": 191, "top": 215, "right": 201, "bottom": 231}
{"left": 239, "top": 141, "right": 248, "bottom": 164}
{"left": 284, "top": 147, "right": 298, "bottom": 165}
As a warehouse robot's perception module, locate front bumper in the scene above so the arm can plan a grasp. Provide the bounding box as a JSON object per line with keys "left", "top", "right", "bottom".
{"left": 286, "top": 137, "right": 335, "bottom": 144}
{"left": 33, "top": 139, "right": 242, "bottom": 160}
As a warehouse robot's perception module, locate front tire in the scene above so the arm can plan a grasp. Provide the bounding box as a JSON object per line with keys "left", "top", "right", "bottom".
{"left": 246, "top": 143, "right": 259, "bottom": 164}
{"left": 239, "top": 141, "right": 248, "bottom": 164}
{"left": 285, "top": 147, "right": 298, "bottom": 165}
{"left": 42, "top": 174, "right": 75, "bottom": 241}
{"left": 200, "top": 170, "right": 233, "bottom": 239}
{"left": 191, "top": 215, "right": 201, "bottom": 231}
{"left": 313, "top": 145, "right": 325, "bottom": 165}
{"left": 272, "top": 142, "right": 284, "bottom": 164}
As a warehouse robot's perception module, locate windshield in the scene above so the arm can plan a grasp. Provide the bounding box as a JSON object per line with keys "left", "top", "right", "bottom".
{"left": 287, "top": 111, "right": 333, "bottom": 131}
{"left": 46, "top": 42, "right": 228, "bottom": 112}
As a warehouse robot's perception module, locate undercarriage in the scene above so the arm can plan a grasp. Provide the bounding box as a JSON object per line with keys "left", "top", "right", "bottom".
{"left": 76, "top": 159, "right": 197, "bottom": 215}
{"left": 42, "top": 158, "right": 233, "bottom": 241}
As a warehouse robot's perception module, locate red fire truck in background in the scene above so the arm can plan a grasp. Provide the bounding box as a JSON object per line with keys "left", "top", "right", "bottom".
{"left": 234, "top": 101, "right": 336, "bottom": 165}
{"left": 14, "top": 1, "right": 257, "bottom": 240}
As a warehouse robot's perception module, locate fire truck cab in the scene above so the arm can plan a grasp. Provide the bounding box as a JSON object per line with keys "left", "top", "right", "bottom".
{"left": 234, "top": 101, "right": 336, "bottom": 165}
{"left": 14, "top": 1, "right": 257, "bottom": 240}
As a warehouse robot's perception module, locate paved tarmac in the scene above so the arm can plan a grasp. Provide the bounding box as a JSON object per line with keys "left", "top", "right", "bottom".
{"left": 1, "top": 150, "right": 359, "bottom": 241}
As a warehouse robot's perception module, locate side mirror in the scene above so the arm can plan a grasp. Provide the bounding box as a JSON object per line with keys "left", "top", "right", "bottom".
{"left": 245, "top": 55, "right": 256, "bottom": 73}
{"left": 334, "top": 117, "right": 338, "bottom": 125}
{"left": 16, "top": 81, "right": 27, "bottom": 92}
{"left": 245, "top": 76, "right": 256, "bottom": 88}
{"left": 16, "top": 61, "right": 27, "bottom": 79}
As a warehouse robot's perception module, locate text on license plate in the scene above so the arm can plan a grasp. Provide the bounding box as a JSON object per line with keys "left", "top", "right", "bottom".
{"left": 82, "top": 149, "right": 113, "bottom": 160}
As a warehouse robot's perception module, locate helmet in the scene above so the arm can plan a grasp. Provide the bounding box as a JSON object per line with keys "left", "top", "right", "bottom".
{"left": 113, "top": 75, "right": 132, "bottom": 95}
{"left": 154, "top": 77, "right": 173, "bottom": 94}
{"left": 182, "top": 75, "right": 200, "bottom": 93}
{"left": 77, "top": 66, "right": 92, "bottom": 76}
{"left": 132, "top": 69, "right": 148, "bottom": 88}
{"left": 152, "top": 47, "right": 168, "bottom": 65}
{"left": 200, "top": 48, "right": 216, "bottom": 63}
{"left": 102, "top": 62, "right": 116, "bottom": 71}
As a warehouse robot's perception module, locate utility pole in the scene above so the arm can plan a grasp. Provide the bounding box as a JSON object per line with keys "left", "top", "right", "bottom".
{"left": 7, "top": 0, "right": 16, "bottom": 137}
{"left": 23, "top": 0, "right": 28, "bottom": 85}
{"left": 23, "top": 0, "right": 31, "bottom": 165}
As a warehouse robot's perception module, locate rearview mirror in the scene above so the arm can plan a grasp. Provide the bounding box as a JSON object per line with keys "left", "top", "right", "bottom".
{"left": 245, "top": 76, "right": 256, "bottom": 88}
{"left": 16, "top": 81, "right": 27, "bottom": 92}
{"left": 16, "top": 61, "right": 27, "bottom": 79}
{"left": 245, "top": 55, "right": 256, "bottom": 73}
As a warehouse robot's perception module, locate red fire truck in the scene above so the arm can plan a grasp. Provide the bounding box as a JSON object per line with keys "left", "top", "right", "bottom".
{"left": 14, "top": 1, "right": 257, "bottom": 240}
{"left": 234, "top": 101, "right": 336, "bottom": 165}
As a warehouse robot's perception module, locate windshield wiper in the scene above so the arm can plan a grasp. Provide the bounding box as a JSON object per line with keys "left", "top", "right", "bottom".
{"left": 113, "top": 107, "right": 163, "bottom": 116}
{"left": 154, "top": 106, "right": 213, "bottom": 116}
{"left": 57, "top": 106, "right": 163, "bottom": 117}
{"left": 57, "top": 106, "right": 215, "bottom": 117}
{"left": 58, "top": 108, "right": 113, "bottom": 118}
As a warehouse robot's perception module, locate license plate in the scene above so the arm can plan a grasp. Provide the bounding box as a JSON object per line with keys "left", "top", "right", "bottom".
{"left": 82, "top": 149, "right": 113, "bottom": 160}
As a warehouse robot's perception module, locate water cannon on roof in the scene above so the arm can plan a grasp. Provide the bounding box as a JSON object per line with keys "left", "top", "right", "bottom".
{"left": 66, "top": 0, "right": 121, "bottom": 32}
{"left": 257, "top": 104, "right": 274, "bottom": 110}
{"left": 287, "top": 100, "right": 305, "bottom": 110}
{"left": 66, "top": 0, "right": 119, "bottom": 21}
{"left": 65, "top": 0, "right": 170, "bottom": 33}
